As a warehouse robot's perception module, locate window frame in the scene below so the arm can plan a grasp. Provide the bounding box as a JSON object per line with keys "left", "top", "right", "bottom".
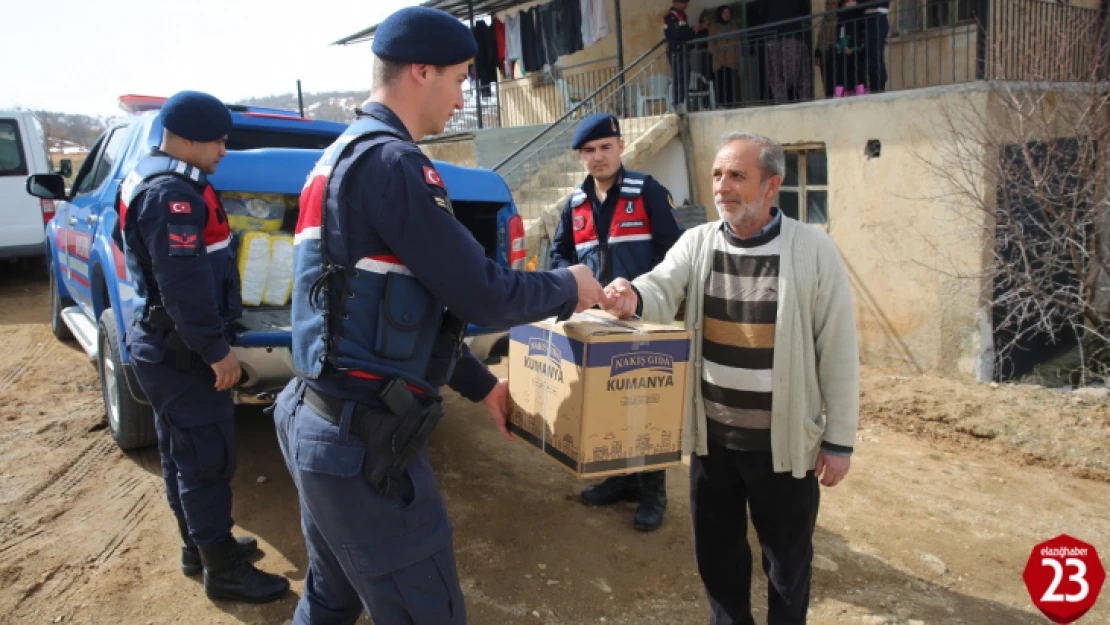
{"left": 894, "top": 0, "right": 978, "bottom": 34}
{"left": 0, "top": 117, "right": 29, "bottom": 177}
{"left": 73, "top": 123, "right": 132, "bottom": 198}
{"left": 774, "top": 145, "right": 829, "bottom": 229}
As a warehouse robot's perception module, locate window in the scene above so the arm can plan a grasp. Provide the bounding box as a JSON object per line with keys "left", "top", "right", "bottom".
{"left": 897, "top": 0, "right": 977, "bottom": 31}
{"left": 0, "top": 119, "right": 28, "bottom": 177}
{"left": 775, "top": 148, "right": 828, "bottom": 227}
{"left": 31, "top": 117, "right": 53, "bottom": 174}
{"left": 225, "top": 128, "right": 342, "bottom": 151}
{"left": 75, "top": 125, "right": 131, "bottom": 196}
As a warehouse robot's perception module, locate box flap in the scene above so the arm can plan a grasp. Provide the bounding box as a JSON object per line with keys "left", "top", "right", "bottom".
{"left": 561, "top": 311, "right": 687, "bottom": 338}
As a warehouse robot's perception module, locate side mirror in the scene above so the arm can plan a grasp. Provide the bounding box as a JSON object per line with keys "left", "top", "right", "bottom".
{"left": 59, "top": 159, "right": 73, "bottom": 178}
{"left": 26, "top": 174, "right": 67, "bottom": 200}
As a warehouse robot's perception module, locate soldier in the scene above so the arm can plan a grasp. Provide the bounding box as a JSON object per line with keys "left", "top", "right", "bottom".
{"left": 271, "top": 7, "right": 607, "bottom": 624}
{"left": 664, "top": 0, "right": 698, "bottom": 110}
{"left": 118, "top": 91, "right": 289, "bottom": 603}
{"left": 550, "top": 113, "right": 683, "bottom": 531}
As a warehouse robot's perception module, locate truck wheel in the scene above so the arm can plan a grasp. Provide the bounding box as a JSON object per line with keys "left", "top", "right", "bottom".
{"left": 49, "top": 256, "right": 74, "bottom": 341}
{"left": 97, "top": 308, "right": 156, "bottom": 450}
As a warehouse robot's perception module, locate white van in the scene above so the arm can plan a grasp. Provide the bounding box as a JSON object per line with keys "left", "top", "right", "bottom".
{"left": 1, "top": 111, "right": 66, "bottom": 260}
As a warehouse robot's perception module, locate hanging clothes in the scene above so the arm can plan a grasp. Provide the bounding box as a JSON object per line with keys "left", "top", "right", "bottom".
{"left": 472, "top": 21, "right": 500, "bottom": 86}
{"left": 580, "top": 0, "right": 611, "bottom": 47}
{"left": 554, "top": 0, "right": 583, "bottom": 57}
{"left": 505, "top": 12, "right": 523, "bottom": 76}
{"left": 494, "top": 17, "right": 510, "bottom": 79}
{"left": 521, "top": 7, "right": 543, "bottom": 72}
{"left": 537, "top": 4, "right": 559, "bottom": 69}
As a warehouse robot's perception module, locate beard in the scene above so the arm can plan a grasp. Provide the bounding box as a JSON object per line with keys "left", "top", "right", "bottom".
{"left": 714, "top": 195, "right": 764, "bottom": 230}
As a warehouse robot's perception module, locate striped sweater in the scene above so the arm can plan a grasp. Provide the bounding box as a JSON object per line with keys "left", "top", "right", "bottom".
{"left": 701, "top": 219, "right": 782, "bottom": 451}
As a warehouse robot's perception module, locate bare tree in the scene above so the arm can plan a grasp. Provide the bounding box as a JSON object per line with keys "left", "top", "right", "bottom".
{"left": 922, "top": 9, "right": 1110, "bottom": 384}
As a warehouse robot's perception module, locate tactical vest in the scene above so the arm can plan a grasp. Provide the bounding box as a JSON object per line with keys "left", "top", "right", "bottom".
{"left": 291, "top": 118, "right": 461, "bottom": 397}
{"left": 118, "top": 154, "right": 240, "bottom": 322}
{"left": 570, "top": 171, "right": 656, "bottom": 282}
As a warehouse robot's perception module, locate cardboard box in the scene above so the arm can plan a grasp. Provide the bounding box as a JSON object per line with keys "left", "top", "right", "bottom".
{"left": 508, "top": 311, "right": 691, "bottom": 478}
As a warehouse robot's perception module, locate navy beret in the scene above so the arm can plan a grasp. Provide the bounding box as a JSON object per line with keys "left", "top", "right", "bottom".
{"left": 159, "top": 91, "right": 232, "bottom": 142}
{"left": 373, "top": 7, "right": 477, "bottom": 66}
{"left": 572, "top": 113, "right": 622, "bottom": 150}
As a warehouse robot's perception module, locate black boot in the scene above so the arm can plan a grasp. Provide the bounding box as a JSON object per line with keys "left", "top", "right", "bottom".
{"left": 198, "top": 537, "right": 290, "bottom": 604}
{"left": 581, "top": 475, "right": 642, "bottom": 507}
{"left": 177, "top": 515, "right": 258, "bottom": 577}
{"left": 633, "top": 470, "right": 667, "bottom": 531}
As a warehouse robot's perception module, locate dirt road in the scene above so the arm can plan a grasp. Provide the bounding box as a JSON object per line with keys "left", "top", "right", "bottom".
{"left": 0, "top": 264, "right": 1107, "bottom": 625}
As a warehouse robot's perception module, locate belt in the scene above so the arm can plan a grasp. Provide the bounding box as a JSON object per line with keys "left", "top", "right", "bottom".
{"left": 303, "top": 385, "right": 378, "bottom": 428}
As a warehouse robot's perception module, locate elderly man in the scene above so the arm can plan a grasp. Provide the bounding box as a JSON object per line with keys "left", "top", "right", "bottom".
{"left": 604, "top": 131, "right": 859, "bottom": 625}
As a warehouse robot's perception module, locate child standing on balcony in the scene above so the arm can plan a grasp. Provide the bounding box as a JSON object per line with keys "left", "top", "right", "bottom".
{"left": 834, "top": 0, "right": 868, "bottom": 97}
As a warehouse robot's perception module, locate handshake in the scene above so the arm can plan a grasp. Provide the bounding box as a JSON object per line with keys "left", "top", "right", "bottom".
{"left": 568, "top": 265, "right": 638, "bottom": 319}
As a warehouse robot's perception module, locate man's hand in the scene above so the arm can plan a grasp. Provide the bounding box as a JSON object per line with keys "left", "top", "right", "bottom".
{"left": 603, "top": 278, "right": 639, "bottom": 319}
{"left": 210, "top": 351, "right": 242, "bottom": 392}
{"left": 481, "top": 379, "right": 514, "bottom": 441}
{"left": 815, "top": 452, "right": 850, "bottom": 487}
{"left": 568, "top": 264, "right": 606, "bottom": 313}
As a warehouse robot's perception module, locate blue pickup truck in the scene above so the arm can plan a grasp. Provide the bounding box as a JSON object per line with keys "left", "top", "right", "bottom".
{"left": 26, "top": 95, "right": 524, "bottom": 450}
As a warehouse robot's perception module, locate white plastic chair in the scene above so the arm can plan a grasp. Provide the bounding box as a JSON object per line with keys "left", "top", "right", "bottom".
{"left": 636, "top": 74, "right": 672, "bottom": 117}
{"left": 687, "top": 72, "right": 717, "bottom": 111}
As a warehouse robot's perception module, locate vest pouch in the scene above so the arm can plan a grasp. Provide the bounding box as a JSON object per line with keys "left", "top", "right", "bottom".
{"left": 374, "top": 272, "right": 433, "bottom": 362}
{"left": 212, "top": 246, "right": 243, "bottom": 322}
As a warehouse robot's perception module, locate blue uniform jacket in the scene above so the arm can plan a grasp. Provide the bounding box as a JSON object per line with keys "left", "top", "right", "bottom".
{"left": 308, "top": 103, "right": 580, "bottom": 402}
{"left": 549, "top": 168, "right": 683, "bottom": 283}
{"left": 123, "top": 171, "right": 239, "bottom": 366}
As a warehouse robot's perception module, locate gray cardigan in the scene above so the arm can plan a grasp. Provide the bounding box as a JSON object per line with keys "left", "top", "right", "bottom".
{"left": 633, "top": 217, "right": 860, "bottom": 477}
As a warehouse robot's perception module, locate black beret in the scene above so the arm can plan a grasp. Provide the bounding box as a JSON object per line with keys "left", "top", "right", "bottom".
{"left": 372, "top": 7, "right": 477, "bottom": 66}
{"left": 572, "top": 113, "right": 621, "bottom": 150}
{"left": 159, "top": 91, "right": 232, "bottom": 142}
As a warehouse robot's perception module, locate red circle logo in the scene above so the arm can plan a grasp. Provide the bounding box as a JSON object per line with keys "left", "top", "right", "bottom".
{"left": 573, "top": 215, "right": 586, "bottom": 231}
{"left": 1023, "top": 535, "right": 1105, "bottom": 623}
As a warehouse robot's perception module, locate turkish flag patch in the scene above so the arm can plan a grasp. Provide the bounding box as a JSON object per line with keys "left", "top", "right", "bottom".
{"left": 169, "top": 201, "right": 192, "bottom": 214}
{"left": 423, "top": 166, "right": 444, "bottom": 188}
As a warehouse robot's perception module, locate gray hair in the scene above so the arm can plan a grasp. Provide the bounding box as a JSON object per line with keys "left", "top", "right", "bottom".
{"left": 718, "top": 131, "right": 785, "bottom": 183}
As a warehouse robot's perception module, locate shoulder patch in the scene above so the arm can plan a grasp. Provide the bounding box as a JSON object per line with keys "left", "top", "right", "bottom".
{"left": 169, "top": 201, "right": 192, "bottom": 215}
{"left": 167, "top": 224, "right": 201, "bottom": 257}
{"left": 423, "top": 166, "right": 444, "bottom": 189}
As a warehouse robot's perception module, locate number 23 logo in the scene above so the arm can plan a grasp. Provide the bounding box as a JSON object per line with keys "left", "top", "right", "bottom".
{"left": 1041, "top": 558, "right": 1089, "bottom": 603}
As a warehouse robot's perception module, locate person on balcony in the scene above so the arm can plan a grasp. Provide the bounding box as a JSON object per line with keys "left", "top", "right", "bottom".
{"left": 664, "top": 0, "right": 698, "bottom": 111}
{"left": 862, "top": 0, "right": 890, "bottom": 92}
{"left": 834, "top": 0, "right": 869, "bottom": 97}
{"left": 814, "top": 0, "right": 841, "bottom": 99}
{"left": 550, "top": 113, "right": 684, "bottom": 532}
{"left": 758, "top": 0, "right": 813, "bottom": 103}
{"left": 708, "top": 5, "right": 741, "bottom": 108}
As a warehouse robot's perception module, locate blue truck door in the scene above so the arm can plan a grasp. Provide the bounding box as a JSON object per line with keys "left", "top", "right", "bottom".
{"left": 65, "top": 125, "right": 132, "bottom": 314}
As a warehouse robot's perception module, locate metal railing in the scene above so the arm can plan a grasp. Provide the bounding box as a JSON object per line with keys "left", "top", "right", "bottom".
{"left": 488, "top": 0, "right": 1106, "bottom": 226}
{"left": 673, "top": 0, "right": 1103, "bottom": 108}
{"left": 986, "top": 0, "right": 1107, "bottom": 82}
{"left": 498, "top": 57, "right": 620, "bottom": 127}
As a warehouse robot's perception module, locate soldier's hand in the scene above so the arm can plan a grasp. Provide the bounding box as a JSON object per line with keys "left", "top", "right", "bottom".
{"left": 568, "top": 264, "right": 605, "bottom": 313}
{"left": 603, "top": 278, "right": 639, "bottom": 319}
{"left": 480, "top": 379, "right": 514, "bottom": 441}
{"left": 210, "top": 351, "right": 242, "bottom": 392}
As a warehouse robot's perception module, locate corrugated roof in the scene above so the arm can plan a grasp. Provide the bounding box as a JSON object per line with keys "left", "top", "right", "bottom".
{"left": 332, "top": 0, "right": 535, "bottom": 46}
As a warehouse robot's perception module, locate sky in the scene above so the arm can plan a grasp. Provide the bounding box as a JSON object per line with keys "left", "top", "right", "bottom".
{"left": 0, "top": 0, "right": 428, "bottom": 117}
